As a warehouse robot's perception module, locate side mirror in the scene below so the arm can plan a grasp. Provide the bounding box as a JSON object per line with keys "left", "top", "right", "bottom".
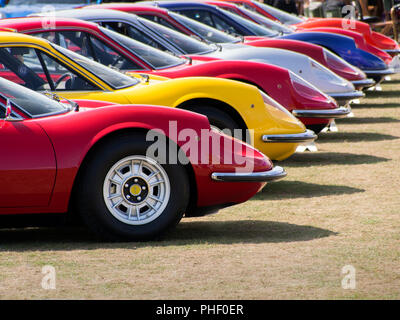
{"left": 5, "top": 98, "right": 11, "bottom": 119}
{"left": 1, "top": 99, "right": 20, "bottom": 122}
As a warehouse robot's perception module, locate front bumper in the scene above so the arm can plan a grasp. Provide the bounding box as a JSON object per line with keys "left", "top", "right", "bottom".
{"left": 388, "top": 55, "right": 400, "bottom": 73}
{"left": 328, "top": 90, "right": 365, "bottom": 105}
{"left": 262, "top": 129, "right": 317, "bottom": 143}
{"left": 351, "top": 78, "right": 376, "bottom": 89}
{"left": 211, "top": 166, "right": 287, "bottom": 182}
{"left": 292, "top": 106, "right": 351, "bottom": 119}
{"left": 384, "top": 49, "right": 400, "bottom": 56}
{"left": 363, "top": 68, "right": 395, "bottom": 78}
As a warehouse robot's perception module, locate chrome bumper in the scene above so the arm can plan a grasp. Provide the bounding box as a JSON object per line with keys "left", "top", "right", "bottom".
{"left": 363, "top": 68, "right": 395, "bottom": 77}
{"left": 351, "top": 78, "right": 376, "bottom": 89}
{"left": 262, "top": 129, "right": 317, "bottom": 143}
{"left": 384, "top": 49, "right": 400, "bottom": 55}
{"left": 292, "top": 106, "right": 351, "bottom": 119}
{"left": 328, "top": 90, "right": 365, "bottom": 102}
{"left": 211, "top": 166, "right": 287, "bottom": 182}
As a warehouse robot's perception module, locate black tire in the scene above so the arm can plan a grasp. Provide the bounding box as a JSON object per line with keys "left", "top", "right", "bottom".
{"left": 306, "top": 123, "right": 326, "bottom": 134}
{"left": 185, "top": 105, "right": 249, "bottom": 142}
{"left": 75, "top": 133, "right": 189, "bottom": 241}
{"left": 185, "top": 105, "right": 239, "bottom": 130}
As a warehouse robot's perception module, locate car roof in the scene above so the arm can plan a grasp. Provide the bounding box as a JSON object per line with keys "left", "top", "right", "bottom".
{"left": 204, "top": 1, "right": 240, "bottom": 9}
{"left": 0, "top": 30, "right": 52, "bottom": 46}
{"left": 84, "top": 3, "right": 171, "bottom": 15}
{"left": 139, "top": 1, "right": 218, "bottom": 10}
{"left": 0, "top": 16, "right": 100, "bottom": 32}
{"left": 32, "top": 8, "right": 142, "bottom": 22}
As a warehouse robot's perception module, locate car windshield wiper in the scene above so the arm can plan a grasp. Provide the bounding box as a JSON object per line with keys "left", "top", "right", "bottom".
{"left": 43, "top": 91, "right": 79, "bottom": 112}
{"left": 211, "top": 43, "right": 223, "bottom": 52}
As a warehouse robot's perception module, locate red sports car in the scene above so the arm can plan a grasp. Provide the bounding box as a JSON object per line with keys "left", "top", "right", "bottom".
{"left": 0, "top": 17, "right": 347, "bottom": 133}
{"left": 0, "top": 76, "right": 285, "bottom": 241}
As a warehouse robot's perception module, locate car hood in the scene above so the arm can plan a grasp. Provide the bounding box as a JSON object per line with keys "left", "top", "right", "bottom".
{"left": 205, "top": 43, "right": 354, "bottom": 95}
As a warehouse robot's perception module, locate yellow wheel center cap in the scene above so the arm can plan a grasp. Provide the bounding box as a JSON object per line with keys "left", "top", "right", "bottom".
{"left": 130, "top": 184, "right": 142, "bottom": 196}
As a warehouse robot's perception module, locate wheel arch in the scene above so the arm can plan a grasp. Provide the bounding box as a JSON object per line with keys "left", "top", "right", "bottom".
{"left": 177, "top": 97, "right": 248, "bottom": 131}
{"left": 68, "top": 128, "right": 198, "bottom": 217}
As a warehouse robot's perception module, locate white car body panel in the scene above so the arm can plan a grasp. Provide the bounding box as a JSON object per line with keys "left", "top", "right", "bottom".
{"left": 207, "top": 43, "right": 355, "bottom": 95}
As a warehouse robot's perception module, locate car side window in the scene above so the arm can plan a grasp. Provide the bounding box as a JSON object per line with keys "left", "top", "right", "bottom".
{"left": 140, "top": 14, "right": 181, "bottom": 32}
{"left": 38, "top": 51, "right": 99, "bottom": 91}
{"left": 209, "top": 13, "right": 242, "bottom": 35}
{"left": 99, "top": 21, "right": 167, "bottom": 51}
{"left": 241, "top": 2, "right": 257, "bottom": 11}
{"left": 0, "top": 47, "right": 51, "bottom": 91}
{"left": 0, "top": 46, "right": 99, "bottom": 92}
{"left": 177, "top": 9, "right": 214, "bottom": 26}
{"left": 178, "top": 9, "right": 240, "bottom": 35}
{"left": 34, "top": 31, "right": 143, "bottom": 71}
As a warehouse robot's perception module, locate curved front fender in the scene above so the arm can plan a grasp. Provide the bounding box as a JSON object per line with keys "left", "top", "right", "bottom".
{"left": 280, "top": 32, "right": 387, "bottom": 70}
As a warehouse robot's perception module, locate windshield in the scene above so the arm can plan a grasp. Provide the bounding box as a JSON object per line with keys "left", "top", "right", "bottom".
{"left": 53, "top": 43, "right": 139, "bottom": 89}
{"left": 0, "top": 76, "right": 67, "bottom": 118}
{"left": 8, "top": 0, "right": 95, "bottom": 4}
{"left": 219, "top": 7, "right": 278, "bottom": 37}
{"left": 101, "top": 26, "right": 185, "bottom": 69}
{"left": 169, "top": 11, "right": 240, "bottom": 44}
{"left": 138, "top": 17, "right": 215, "bottom": 55}
{"left": 252, "top": 1, "right": 303, "bottom": 25}
{"left": 238, "top": 6, "right": 294, "bottom": 34}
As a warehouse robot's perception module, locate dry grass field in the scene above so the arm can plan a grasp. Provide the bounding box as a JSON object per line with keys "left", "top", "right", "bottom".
{"left": 0, "top": 76, "right": 399, "bottom": 300}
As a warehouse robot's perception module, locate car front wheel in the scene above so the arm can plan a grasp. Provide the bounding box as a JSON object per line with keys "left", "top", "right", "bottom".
{"left": 76, "top": 133, "right": 190, "bottom": 241}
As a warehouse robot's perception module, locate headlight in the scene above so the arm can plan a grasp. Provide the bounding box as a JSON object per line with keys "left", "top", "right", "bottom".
{"left": 323, "top": 49, "right": 364, "bottom": 77}
{"left": 289, "top": 71, "right": 332, "bottom": 102}
{"left": 309, "top": 57, "right": 349, "bottom": 86}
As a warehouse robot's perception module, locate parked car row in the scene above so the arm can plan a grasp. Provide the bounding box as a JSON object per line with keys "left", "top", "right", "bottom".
{"left": 0, "top": 0, "right": 397, "bottom": 241}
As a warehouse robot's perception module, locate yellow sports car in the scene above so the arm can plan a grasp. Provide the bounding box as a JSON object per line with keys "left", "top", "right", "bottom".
{"left": 0, "top": 32, "right": 316, "bottom": 160}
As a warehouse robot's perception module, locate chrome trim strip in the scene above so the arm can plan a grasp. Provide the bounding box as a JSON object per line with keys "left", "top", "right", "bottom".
{"left": 262, "top": 129, "right": 317, "bottom": 143}
{"left": 211, "top": 166, "right": 287, "bottom": 182}
{"left": 351, "top": 79, "right": 376, "bottom": 87}
{"left": 384, "top": 49, "right": 400, "bottom": 54}
{"left": 292, "top": 106, "right": 351, "bottom": 118}
{"left": 328, "top": 91, "right": 365, "bottom": 100}
{"left": 363, "top": 68, "right": 395, "bottom": 76}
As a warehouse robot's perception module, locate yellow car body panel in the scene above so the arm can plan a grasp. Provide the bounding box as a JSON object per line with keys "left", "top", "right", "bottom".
{"left": 0, "top": 32, "right": 308, "bottom": 160}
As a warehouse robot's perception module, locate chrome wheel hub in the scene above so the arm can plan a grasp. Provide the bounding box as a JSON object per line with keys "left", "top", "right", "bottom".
{"left": 103, "top": 156, "right": 170, "bottom": 226}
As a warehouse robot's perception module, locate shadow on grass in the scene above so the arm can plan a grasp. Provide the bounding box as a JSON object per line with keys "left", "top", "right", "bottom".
{"left": 352, "top": 103, "right": 400, "bottom": 109}
{"left": 337, "top": 117, "right": 400, "bottom": 124}
{"left": 383, "top": 79, "right": 400, "bottom": 84}
{"left": 317, "top": 131, "right": 399, "bottom": 143}
{"left": 0, "top": 220, "right": 337, "bottom": 249}
{"left": 365, "top": 90, "right": 400, "bottom": 98}
{"left": 281, "top": 152, "right": 390, "bottom": 167}
{"left": 252, "top": 180, "right": 364, "bottom": 200}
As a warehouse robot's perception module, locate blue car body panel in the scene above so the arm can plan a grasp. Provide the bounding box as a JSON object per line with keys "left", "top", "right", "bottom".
{"left": 280, "top": 32, "right": 387, "bottom": 71}
{"left": 154, "top": 1, "right": 387, "bottom": 71}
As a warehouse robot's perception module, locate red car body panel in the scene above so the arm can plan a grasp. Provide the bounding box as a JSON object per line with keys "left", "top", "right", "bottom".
{"left": 0, "top": 17, "right": 338, "bottom": 127}
{"left": 295, "top": 19, "right": 400, "bottom": 53}
{"left": 0, "top": 100, "right": 270, "bottom": 215}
